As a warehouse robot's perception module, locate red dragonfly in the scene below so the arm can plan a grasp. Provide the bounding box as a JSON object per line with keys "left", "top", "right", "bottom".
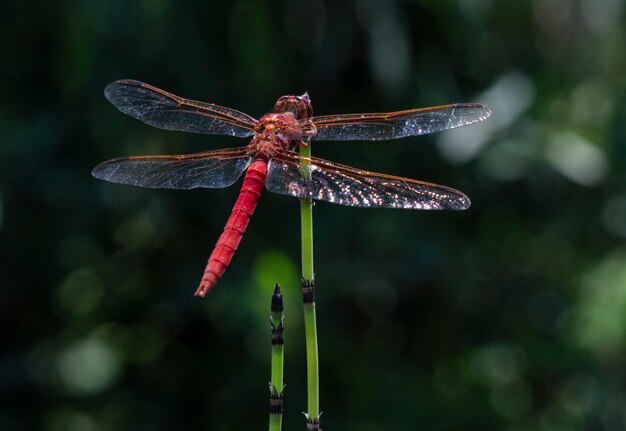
{"left": 93, "top": 80, "right": 491, "bottom": 297}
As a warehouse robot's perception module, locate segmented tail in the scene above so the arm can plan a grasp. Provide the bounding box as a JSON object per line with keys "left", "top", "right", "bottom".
{"left": 195, "top": 159, "right": 267, "bottom": 296}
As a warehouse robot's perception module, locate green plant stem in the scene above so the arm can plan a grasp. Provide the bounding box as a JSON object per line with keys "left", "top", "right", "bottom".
{"left": 269, "top": 409, "right": 282, "bottom": 431}
{"left": 269, "top": 284, "right": 285, "bottom": 431}
{"left": 302, "top": 299, "right": 319, "bottom": 417}
{"left": 300, "top": 143, "right": 320, "bottom": 422}
{"left": 270, "top": 330, "right": 284, "bottom": 393}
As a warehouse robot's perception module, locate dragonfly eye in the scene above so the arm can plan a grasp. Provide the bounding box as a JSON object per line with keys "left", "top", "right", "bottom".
{"left": 274, "top": 95, "right": 313, "bottom": 120}
{"left": 299, "top": 93, "right": 313, "bottom": 119}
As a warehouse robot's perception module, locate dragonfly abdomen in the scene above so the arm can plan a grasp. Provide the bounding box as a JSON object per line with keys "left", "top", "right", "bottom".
{"left": 195, "top": 159, "right": 268, "bottom": 297}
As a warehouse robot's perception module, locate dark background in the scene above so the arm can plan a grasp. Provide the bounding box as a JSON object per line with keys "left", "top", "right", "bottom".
{"left": 2, "top": 0, "right": 626, "bottom": 430}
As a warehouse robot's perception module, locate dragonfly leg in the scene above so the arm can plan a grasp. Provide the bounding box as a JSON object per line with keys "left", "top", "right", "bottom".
{"left": 298, "top": 135, "right": 314, "bottom": 148}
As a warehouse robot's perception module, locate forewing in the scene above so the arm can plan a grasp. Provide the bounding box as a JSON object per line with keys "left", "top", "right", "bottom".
{"left": 266, "top": 151, "right": 470, "bottom": 210}
{"left": 92, "top": 147, "right": 252, "bottom": 190}
{"left": 105, "top": 80, "right": 257, "bottom": 137}
{"left": 301, "top": 103, "right": 491, "bottom": 141}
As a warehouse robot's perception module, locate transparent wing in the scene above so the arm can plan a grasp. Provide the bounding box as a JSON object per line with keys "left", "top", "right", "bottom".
{"left": 266, "top": 150, "right": 470, "bottom": 210}
{"left": 92, "top": 147, "right": 252, "bottom": 189}
{"left": 299, "top": 103, "right": 491, "bottom": 141}
{"left": 105, "top": 80, "right": 258, "bottom": 137}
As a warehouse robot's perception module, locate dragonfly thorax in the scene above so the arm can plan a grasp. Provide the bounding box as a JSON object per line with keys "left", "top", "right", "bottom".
{"left": 252, "top": 113, "right": 303, "bottom": 157}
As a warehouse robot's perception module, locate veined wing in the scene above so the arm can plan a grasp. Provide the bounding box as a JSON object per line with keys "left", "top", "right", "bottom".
{"left": 105, "top": 80, "right": 258, "bottom": 137}
{"left": 92, "top": 147, "right": 252, "bottom": 189}
{"left": 300, "top": 103, "right": 491, "bottom": 141}
{"left": 266, "top": 150, "right": 469, "bottom": 210}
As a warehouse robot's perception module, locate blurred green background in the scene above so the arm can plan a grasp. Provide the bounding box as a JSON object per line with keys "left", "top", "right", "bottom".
{"left": 2, "top": 0, "right": 626, "bottom": 430}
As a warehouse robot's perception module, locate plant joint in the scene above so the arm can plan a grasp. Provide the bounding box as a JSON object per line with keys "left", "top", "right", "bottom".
{"left": 270, "top": 321, "right": 285, "bottom": 345}
{"left": 301, "top": 278, "right": 316, "bottom": 303}
{"left": 269, "top": 388, "right": 284, "bottom": 414}
{"left": 305, "top": 415, "right": 321, "bottom": 431}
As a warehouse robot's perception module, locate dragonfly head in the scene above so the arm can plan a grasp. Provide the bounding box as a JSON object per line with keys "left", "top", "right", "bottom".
{"left": 273, "top": 93, "right": 313, "bottom": 120}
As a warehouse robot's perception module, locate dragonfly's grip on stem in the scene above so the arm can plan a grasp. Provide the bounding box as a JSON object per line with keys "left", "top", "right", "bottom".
{"left": 299, "top": 139, "right": 313, "bottom": 182}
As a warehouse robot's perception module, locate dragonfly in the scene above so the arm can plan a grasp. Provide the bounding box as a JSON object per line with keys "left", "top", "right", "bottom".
{"left": 93, "top": 80, "right": 491, "bottom": 297}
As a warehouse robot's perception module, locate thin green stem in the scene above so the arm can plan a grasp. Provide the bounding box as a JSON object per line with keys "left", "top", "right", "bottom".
{"left": 302, "top": 299, "right": 319, "bottom": 417}
{"left": 269, "top": 283, "right": 285, "bottom": 431}
{"left": 300, "top": 142, "right": 320, "bottom": 424}
{"left": 270, "top": 336, "right": 284, "bottom": 393}
{"left": 300, "top": 144, "right": 314, "bottom": 281}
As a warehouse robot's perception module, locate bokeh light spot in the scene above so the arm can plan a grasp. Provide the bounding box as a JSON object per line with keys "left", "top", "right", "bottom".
{"left": 559, "top": 373, "right": 599, "bottom": 416}
{"left": 602, "top": 194, "right": 626, "bottom": 239}
{"left": 581, "top": 0, "right": 624, "bottom": 35}
{"left": 570, "top": 77, "right": 614, "bottom": 126}
{"left": 469, "top": 344, "right": 525, "bottom": 387}
{"left": 57, "top": 338, "right": 121, "bottom": 396}
{"left": 481, "top": 72, "right": 535, "bottom": 130}
{"left": 249, "top": 249, "right": 299, "bottom": 321}
{"left": 45, "top": 409, "right": 109, "bottom": 431}
{"left": 56, "top": 268, "right": 104, "bottom": 315}
{"left": 546, "top": 131, "right": 608, "bottom": 186}
{"left": 438, "top": 72, "right": 534, "bottom": 163}
{"left": 533, "top": 0, "right": 573, "bottom": 35}
{"left": 574, "top": 248, "right": 626, "bottom": 356}
{"left": 252, "top": 249, "right": 298, "bottom": 290}
{"left": 364, "top": 6, "right": 410, "bottom": 96}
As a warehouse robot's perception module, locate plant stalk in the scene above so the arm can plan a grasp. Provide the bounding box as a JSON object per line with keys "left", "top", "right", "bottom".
{"left": 299, "top": 142, "right": 320, "bottom": 426}
{"left": 269, "top": 283, "right": 285, "bottom": 431}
